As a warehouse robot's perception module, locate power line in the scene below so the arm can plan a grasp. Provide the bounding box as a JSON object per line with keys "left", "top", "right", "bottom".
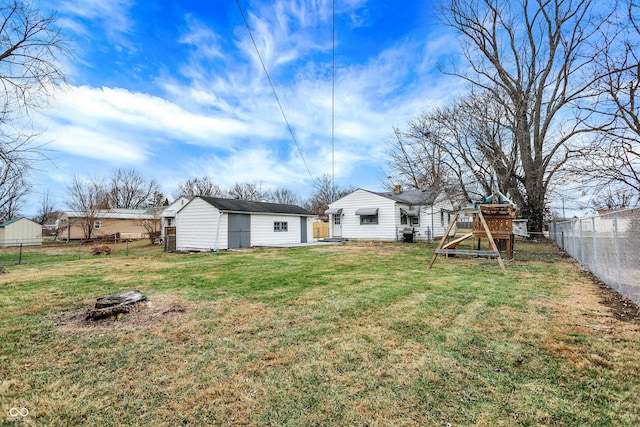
{"left": 235, "top": 0, "right": 316, "bottom": 184}
{"left": 328, "top": 2, "right": 338, "bottom": 192}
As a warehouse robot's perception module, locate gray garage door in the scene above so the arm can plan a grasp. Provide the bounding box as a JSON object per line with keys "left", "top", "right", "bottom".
{"left": 300, "top": 217, "right": 307, "bottom": 243}
{"left": 228, "top": 214, "right": 250, "bottom": 249}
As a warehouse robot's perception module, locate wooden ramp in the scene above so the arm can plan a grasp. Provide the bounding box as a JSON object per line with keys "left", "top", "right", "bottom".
{"left": 428, "top": 210, "right": 506, "bottom": 274}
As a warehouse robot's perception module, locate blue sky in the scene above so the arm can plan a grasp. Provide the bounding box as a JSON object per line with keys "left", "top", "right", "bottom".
{"left": 25, "top": 0, "right": 466, "bottom": 214}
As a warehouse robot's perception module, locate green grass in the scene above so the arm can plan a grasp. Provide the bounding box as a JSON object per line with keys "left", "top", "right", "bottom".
{"left": 1, "top": 240, "right": 639, "bottom": 426}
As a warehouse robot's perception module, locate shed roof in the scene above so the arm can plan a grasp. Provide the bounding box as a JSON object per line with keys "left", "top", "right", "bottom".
{"left": 0, "top": 217, "right": 31, "bottom": 227}
{"left": 63, "top": 208, "right": 158, "bottom": 220}
{"left": 197, "top": 196, "right": 314, "bottom": 216}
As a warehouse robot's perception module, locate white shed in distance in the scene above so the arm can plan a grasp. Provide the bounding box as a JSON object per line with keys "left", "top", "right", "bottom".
{"left": 0, "top": 217, "right": 43, "bottom": 247}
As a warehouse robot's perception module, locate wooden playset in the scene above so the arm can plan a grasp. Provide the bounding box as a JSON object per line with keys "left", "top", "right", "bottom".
{"left": 428, "top": 192, "right": 517, "bottom": 274}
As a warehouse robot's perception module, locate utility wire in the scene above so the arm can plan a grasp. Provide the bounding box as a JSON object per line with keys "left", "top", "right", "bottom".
{"left": 235, "top": 0, "right": 316, "bottom": 184}
{"left": 331, "top": 0, "right": 336, "bottom": 191}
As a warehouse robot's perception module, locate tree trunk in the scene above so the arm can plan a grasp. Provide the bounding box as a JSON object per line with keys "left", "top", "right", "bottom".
{"left": 86, "top": 290, "right": 147, "bottom": 320}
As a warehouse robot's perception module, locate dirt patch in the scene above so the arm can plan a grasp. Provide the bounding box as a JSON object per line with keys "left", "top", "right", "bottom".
{"left": 55, "top": 294, "right": 196, "bottom": 333}
{"left": 594, "top": 281, "right": 640, "bottom": 323}
{"left": 567, "top": 258, "right": 640, "bottom": 324}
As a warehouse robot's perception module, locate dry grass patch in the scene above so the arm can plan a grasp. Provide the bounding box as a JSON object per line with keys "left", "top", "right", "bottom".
{"left": 2, "top": 240, "right": 640, "bottom": 425}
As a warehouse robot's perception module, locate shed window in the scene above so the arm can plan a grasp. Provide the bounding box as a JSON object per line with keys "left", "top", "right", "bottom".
{"left": 274, "top": 221, "right": 288, "bottom": 232}
{"left": 93, "top": 220, "right": 102, "bottom": 229}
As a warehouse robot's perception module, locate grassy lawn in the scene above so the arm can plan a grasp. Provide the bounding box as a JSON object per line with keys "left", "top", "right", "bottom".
{"left": 1, "top": 240, "right": 639, "bottom": 426}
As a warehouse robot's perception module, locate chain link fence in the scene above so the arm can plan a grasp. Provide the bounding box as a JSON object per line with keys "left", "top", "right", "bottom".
{"left": 549, "top": 207, "right": 640, "bottom": 306}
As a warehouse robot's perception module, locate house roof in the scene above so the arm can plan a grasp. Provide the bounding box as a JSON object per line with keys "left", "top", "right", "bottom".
{"left": 197, "top": 196, "right": 314, "bottom": 216}
{"left": 63, "top": 208, "right": 158, "bottom": 220}
{"left": 373, "top": 188, "right": 441, "bottom": 206}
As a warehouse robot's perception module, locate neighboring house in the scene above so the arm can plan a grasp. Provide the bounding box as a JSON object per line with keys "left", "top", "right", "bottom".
{"left": 325, "top": 187, "right": 456, "bottom": 242}
{"left": 0, "top": 217, "right": 43, "bottom": 247}
{"left": 58, "top": 208, "right": 160, "bottom": 241}
{"left": 160, "top": 196, "right": 191, "bottom": 251}
{"left": 175, "top": 196, "right": 315, "bottom": 251}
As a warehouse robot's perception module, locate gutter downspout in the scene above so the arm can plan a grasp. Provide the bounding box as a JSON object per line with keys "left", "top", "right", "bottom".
{"left": 213, "top": 211, "right": 223, "bottom": 252}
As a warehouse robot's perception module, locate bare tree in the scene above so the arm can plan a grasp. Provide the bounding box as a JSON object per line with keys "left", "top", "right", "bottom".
{"left": 32, "top": 190, "right": 56, "bottom": 224}
{"left": 0, "top": 136, "right": 28, "bottom": 222}
{"left": 590, "top": 186, "right": 636, "bottom": 211}
{"left": 439, "top": 0, "right": 608, "bottom": 232}
{"left": 0, "top": 1, "right": 69, "bottom": 219}
{"left": 268, "top": 187, "right": 300, "bottom": 205}
{"left": 66, "top": 175, "right": 108, "bottom": 240}
{"left": 387, "top": 90, "right": 524, "bottom": 207}
{"left": 304, "top": 174, "right": 354, "bottom": 216}
{"left": 229, "top": 182, "right": 267, "bottom": 201}
{"left": 174, "top": 177, "right": 226, "bottom": 198}
{"left": 107, "top": 168, "right": 161, "bottom": 209}
{"left": 574, "top": 0, "right": 640, "bottom": 201}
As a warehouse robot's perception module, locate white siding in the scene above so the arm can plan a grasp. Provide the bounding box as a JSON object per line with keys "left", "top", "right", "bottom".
{"left": 410, "top": 197, "right": 456, "bottom": 241}
{"left": 251, "top": 214, "right": 306, "bottom": 246}
{"left": 161, "top": 197, "right": 190, "bottom": 239}
{"left": 327, "top": 189, "right": 456, "bottom": 241}
{"left": 0, "top": 218, "right": 42, "bottom": 247}
{"left": 176, "top": 198, "right": 227, "bottom": 251}
{"left": 328, "top": 190, "right": 398, "bottom": 240}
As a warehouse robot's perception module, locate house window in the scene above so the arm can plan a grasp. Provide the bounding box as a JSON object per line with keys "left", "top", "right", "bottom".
{"left": 334, "top": 215, "right": 341, "bottom": 225}
{"left": 356, "top": 207, "right": 379, "bottom": 225}
{"left": 93, "top": 220, "right": 102, "bottom": 229}
{"left": 401, "top": 208, "right": 419, "bottom": 226}
{"left": 274, "top": 221, "right": 288, "bottom": 232}
{"left": 360, "top": 215, "right": 378, "bottom": 225}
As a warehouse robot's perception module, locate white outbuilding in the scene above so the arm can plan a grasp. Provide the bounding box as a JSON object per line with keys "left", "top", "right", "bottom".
{"left": 0, "top": 217, "right": 43, "bottom": 247}
{"left": 175, "top": 196, "right": 315, "bottom": 251}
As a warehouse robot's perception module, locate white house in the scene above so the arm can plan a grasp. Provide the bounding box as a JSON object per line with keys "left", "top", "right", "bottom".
{"left": 160, "top": 196, "right": 191, "bottom": 251}
{"left": 175, "top": 196, "right": 315, "bottom": 251}
{"left": 0, "top": 217, "right": 43, "bottom": 247}
{"left": 325, "top": 187, "right": 456, "bottom": 242}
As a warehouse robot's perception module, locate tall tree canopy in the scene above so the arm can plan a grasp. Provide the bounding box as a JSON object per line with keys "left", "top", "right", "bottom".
{"left": 434, "top": 0, "right": 607, "bottom": 231}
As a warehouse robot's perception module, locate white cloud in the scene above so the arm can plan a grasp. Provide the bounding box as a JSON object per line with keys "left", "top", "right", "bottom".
{"left": 56, "top": 0, "right": 134, "bottom": 42}
{"left": 38, "top": 85, "right": 264, "bottom": 154}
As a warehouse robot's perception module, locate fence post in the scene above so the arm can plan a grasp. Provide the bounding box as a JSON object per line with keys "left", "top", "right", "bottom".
{"left": 579, "top": 219, "right": 584, "bottom": 264}
{"left": 613, "top": 213, "right": 622, "bottom": 291}
{"left": 18, "top": 243, "right": 23, "bottom": 265}
{"left": 591, "top": 217, "right": 598, "bottom": 276}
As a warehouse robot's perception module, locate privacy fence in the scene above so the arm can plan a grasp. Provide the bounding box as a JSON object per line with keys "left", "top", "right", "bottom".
{"left": 549, "top": 207, "right": 640, "bottom": 306}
